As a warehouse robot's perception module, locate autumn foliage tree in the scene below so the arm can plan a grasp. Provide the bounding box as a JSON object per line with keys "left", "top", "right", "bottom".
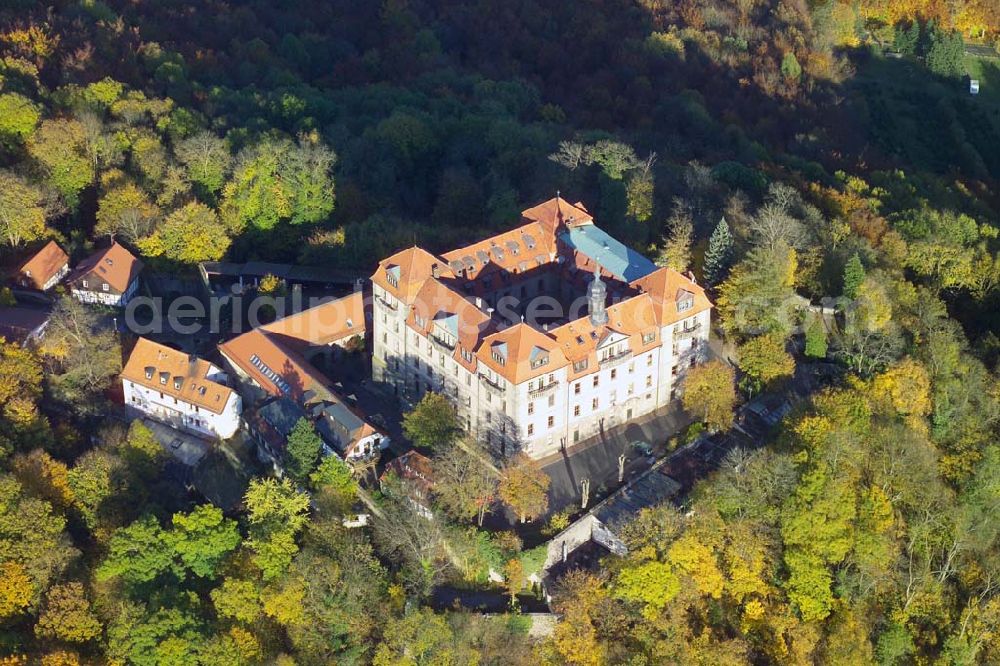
{"left": 498, "top": 454, "right": 550, "bottom": 523}
{"left": 681, "top": 360, "right": 736, "bottom": 432}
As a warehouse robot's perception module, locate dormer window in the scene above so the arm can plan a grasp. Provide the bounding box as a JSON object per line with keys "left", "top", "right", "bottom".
{"left": 159, "top": 372, "right": 169, "bottom": 385}
{"left": 173, "top": 377, "right": 183, "bottom": 390}
{"left": 145, "top": 366, "right": 154, "bottom": 380}
{"left": 529, "top": 345, "right": 549, "bottom": 370}
{"left": 642, "top": 331, "right": 656, "bottom": 344}
{"left": 82, "top": 279, "right": 89, "bottom": 288}
{"left": 573, "top": 359, "right": 588, "bottom": 372}
{"left": 676, "top": 289, "right": 695, "bottom": 312}
{"left": 385, "top": 266, "right": 400, "bottom": 288}
{"left": 492, "top": 352, "right": 505, "bottom": 365}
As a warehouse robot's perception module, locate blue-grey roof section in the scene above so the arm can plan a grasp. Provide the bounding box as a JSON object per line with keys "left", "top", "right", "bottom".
{"left": 258, "top": 397, "right": 306, "bottom": 437}
{"left": 560, "top": 224, "right": 656, "bottom": 282}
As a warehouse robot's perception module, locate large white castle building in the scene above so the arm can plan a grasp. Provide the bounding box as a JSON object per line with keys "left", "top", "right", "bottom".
{"left": 371, "top": 197, "right": 712, "bottom": 460}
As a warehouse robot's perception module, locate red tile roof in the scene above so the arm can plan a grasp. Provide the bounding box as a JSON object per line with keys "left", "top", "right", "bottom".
{"left": 260, "top": 291, "right": 366, "bottom": 349}
{"left": 69, "top": 242, "right": 143, "bottom": 294}
{"left": 121, "top": 337, "right": 234, "bottom": 415}
{"left": 475, "top": 323, "right": 568, "bottom": 385}
{"left": 17, "top": 241, "right": 68, "bottom": 290}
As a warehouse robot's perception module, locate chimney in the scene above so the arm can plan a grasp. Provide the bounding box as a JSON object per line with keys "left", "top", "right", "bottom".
{"left": 687, "top": 271, "right": 697, "bottom": 284}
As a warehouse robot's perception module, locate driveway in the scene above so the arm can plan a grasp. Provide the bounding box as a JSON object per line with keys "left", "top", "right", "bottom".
{"left": 538, "top": 403, "right": 694, "bottom": 517}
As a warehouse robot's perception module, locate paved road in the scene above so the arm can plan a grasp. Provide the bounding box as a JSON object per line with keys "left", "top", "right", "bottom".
{"left": 966, "top": 44, "right": 998, "bottom": 59}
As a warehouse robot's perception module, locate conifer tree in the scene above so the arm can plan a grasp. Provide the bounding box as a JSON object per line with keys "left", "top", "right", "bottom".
{"left": 703, "top": 217, "right": 734, "bottom": 285}
{"left": 843, "top": 253, "right": 865, "bottom": 300}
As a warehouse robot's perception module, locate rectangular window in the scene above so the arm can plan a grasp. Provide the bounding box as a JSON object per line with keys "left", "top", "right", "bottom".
{"left": 528, "top": 423, "right": 534, "bottom": 436}
{"left": 528, "top": 402, "right": 534, "bottom": 415}
{"left": 647, "top": 355, "right": 653, "bottom": 367}
{"left": 592, "top": 397, "right": 599, "bottom": 410}
{"left": 593, "top": 376, "right": 599, "bottom": 388}
{"left": 646, "top": 376, "right": 653, "bottom": 388}
{"left": 548, "top": 416, "right": 554, "bottom": 428}
{"left": 611, "top": 369, "right": 617, "bottom": 380}
{"left": 548, "top": 395, "right": 555, "bottom": 407}
{"left": 574, "top": 430, "right": 580, "bottom": 443}
{"left": 574, "top": 383, "right": 581, "bottom": 395}
{"left": 574, "top": 405, "right": 580, "bottom": 417}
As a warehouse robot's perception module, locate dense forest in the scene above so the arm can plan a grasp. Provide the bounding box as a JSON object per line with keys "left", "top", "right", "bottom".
{"left": 1, "top": 0, "right": 1000, "bottom": 664}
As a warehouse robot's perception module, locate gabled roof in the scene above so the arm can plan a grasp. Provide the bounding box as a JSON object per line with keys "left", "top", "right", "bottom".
{"left": 260, "top": 291, "right": 366, "bottom": 349}
{"left": 0, "top": 306, "right": 50, "bottom": 345}
{"left": 219, "top": 329, "right": 331, "bottom": 403}
{"left": 630, "top": 267, "right": 712, "bottom": 326}
{"left": 406, "top": 278, "right": 493, "bottom": 369}
{"left": 476, "top": 323, "right": 568, "bottom": 384}
{"left": 371, "top": 247, "right": 453, "bottom": 304}
{"left": 520, "top": 196, "right": 594, "bottom": 229}
{"left": 69, "top": 242, "right": 143, "bottom": 293}
{"left": 310, "top": 400, "right": 380, "bottom": 455}
{"left": 442, "top": 218, "right": 559, "bottom": 282}
{"left": 550, "top": 293, "right": 662, "bottom": 378}
{"left": 121, "top": 338, "right": 234, "bottom": 415}
{"left": 381, "top": 450, "right": 434, "bottom": 496}
{"left": 17, "top": 241, "right": 68, "bottom": 290}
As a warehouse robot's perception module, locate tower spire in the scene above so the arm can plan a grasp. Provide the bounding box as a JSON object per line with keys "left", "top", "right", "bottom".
{"left": 588, "top": 261, "right": 608, "bottom": 326}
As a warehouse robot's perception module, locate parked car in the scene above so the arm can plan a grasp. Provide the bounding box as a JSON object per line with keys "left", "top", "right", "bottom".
{"left": 630, "top": 440, "right": 654, "bottom": 457}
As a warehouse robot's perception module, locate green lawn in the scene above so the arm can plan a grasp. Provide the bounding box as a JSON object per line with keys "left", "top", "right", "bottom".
{"left": 964, "top": 54, "right": 1000, "bottom": 105}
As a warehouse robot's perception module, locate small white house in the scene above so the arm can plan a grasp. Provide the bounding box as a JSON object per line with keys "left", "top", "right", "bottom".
{"left": 122, "top": 337, "right": 242, "bottom": 440}
{"left": 69, "top": 242, "right": 143, "bottom": 307}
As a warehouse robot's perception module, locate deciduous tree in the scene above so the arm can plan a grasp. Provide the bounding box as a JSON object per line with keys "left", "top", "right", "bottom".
{"left": 244, "top": 478, "right": 310, "bottom": 580}
{"left": 174, "top": 131, "right": 231, "bottom": 194}
{"left": 137, "top": 200, "right": 230, "bottom": 263}
{"left": 94, "top": 182, "right": 160, "bottom": 242}
{"left": 0, "top": 93, "right": 39, "bottom": 145}
{"left": 403, "top": 392, "right": 460, "bottom": 450}
{"left": 737, "top": 333, "right": 795, "bottom": 394}
{"left": 0, "top": 170, "right": 47, "bottom": 247}
{"left": 681, "top": 360, "right": 736, "bottom": 431}
{"left": 169, "top": 505, "right": 240, "bottom": 578}
{"left": 27, "top": 118, "right": 93, "bottom": 208}
{"left": 431, "top": 441, "right": 497, "bottom": 525}
{"left": 40, "top": 296, "right": 121, "bottom": 407}
{"left": 34, "top": 582, "right": 101, "bottom": 643}
{"left": 498, "top": 454, "right": 549, "bottom": 523}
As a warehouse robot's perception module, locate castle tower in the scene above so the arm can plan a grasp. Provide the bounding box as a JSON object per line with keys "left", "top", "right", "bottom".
{"left": 588, "top": 262, "right": 608, "bottom": 326}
